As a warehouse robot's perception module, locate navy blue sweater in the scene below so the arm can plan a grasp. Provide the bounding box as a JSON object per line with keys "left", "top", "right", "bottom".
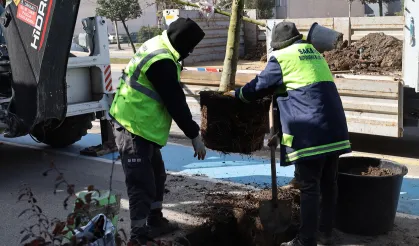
{"left": 235, "top": 44, "right": 351, "bottom": 165}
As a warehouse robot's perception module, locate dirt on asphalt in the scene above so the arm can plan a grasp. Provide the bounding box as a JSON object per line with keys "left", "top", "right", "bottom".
{"left": 185, "top": 188, "right": 301, "bottom": 246}
{"left": 170, "top": 177, "right": 419, "bottom": 246}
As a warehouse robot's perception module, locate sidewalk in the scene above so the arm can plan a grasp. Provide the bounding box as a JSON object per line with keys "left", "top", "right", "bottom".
{"left": 1, "top": 139, "right": 417, "bottom": 246}
{"left": 93, "top": 117, "right": 419, "bottom": 170}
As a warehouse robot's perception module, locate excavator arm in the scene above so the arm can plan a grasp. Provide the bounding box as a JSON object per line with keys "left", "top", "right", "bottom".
{"left": 0, "top": 0, "right": 81, "bottom": 137}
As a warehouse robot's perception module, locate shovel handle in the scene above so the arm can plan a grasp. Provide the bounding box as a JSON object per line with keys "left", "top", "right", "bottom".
{"left": 269, "top": 100, "right": 278, "bottom": 204}
{"left": 271, "top": 145, "right": 278, "bottom": 203}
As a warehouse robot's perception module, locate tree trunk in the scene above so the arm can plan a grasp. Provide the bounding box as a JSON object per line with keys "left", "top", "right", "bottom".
{"left": 219, "top": 0, "right": 244, "bottom": 92}
{"left": 379, "top": 0, "right": 383, "bottom": 16}
{"left": 348, "top": 1, "right": 352, "bottom": 45}
{"left": 114, "top": 21, "right": 122, "bottom": 50}
{"left": 121, "top": 19, "right": 137, "bottom": 54}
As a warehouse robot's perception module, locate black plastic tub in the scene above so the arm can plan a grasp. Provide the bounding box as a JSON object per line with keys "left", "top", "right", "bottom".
{"left": 307, "top": 22, "right": 344, "bottom": 53}
{"left": 336, "top": 156, "right": 408, "bottom": 236}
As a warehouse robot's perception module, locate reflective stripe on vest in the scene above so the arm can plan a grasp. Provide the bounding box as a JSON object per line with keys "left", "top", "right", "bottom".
{"left": 122, "top": 73, "right": 163, "bottom": 103}
{"left": 124, "top": 48, "right": 169, "bottom": 103}
{"left": 285, "top": 140, "right": 351, "bottom": 163}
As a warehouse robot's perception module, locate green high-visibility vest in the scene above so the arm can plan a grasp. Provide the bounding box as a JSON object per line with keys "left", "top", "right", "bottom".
{"left": 109, "top": 31, "right": 181, "bottom": 146}
{"left": 271, "top": 42, "right": 335, "bottom": 94}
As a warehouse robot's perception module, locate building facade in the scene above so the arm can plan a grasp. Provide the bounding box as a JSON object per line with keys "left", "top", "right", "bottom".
{"left": 365, "top": 1, "right": 403, "bottom": 16}
{"left": 274, "top": 0, "right": 366, "bottom": 19}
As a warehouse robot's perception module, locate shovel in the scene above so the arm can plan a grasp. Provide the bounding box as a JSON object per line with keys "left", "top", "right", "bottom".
{"left": 258, "top": 99, "right": 293, "bottom": 235}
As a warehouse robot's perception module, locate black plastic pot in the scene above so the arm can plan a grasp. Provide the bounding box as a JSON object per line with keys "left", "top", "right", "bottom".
{"left": 336, "top": 156, "right": 408, "bottom": 236}
{"left": 307, "top": 22, "right": 344, "bottom": 53}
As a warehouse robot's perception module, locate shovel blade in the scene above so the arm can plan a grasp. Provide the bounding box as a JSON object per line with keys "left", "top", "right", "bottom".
{"left": 259, "top": 199, "right": 293, "bottom": 234}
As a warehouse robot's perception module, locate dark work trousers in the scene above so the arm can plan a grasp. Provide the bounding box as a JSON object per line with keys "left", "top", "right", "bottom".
{"left": 294, "top": 154, "right": 339, "bottom": 246}
{"left": 112, "top": 124, "right": 167, "bottom": 241}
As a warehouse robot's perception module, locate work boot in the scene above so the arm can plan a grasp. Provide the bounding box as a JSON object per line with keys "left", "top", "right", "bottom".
{"left": 127, "top": 238, "right": 183, "bottom": 246}
{"left": 289, "top": 177, "right": 300, "bottom": 189}
{"left": 317, "top": 231, "right": 334, "bottom": 245}
{"left": 280, "top": 237, "right": 305, "bottom": 246}
{"left": 280, "top": 177, "right": 300, "bottom": 190}
{"left": 146, "top": 209, "right": 179, "bottom": 238}
{"left": 127, "top": 238, "right": 143, "bottom": 246}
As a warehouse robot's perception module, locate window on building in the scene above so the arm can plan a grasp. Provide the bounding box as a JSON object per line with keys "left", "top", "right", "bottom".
{"left": 276, "top": 0, "right": 287, "bottom": 7}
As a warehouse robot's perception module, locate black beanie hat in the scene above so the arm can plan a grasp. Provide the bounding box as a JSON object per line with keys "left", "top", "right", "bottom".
{"left": 167, "top": 17, "right": 205, "bottom": 60}
{"left": 271, "top": 22, "right": 303, "bottom": 50}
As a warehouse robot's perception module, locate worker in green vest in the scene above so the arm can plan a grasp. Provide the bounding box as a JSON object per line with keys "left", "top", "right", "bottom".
{"left": 229, "top": 22, "right": 351, "bottom": 246}
{"left": 109, "top": 17, "right": 207, "bottom": 246}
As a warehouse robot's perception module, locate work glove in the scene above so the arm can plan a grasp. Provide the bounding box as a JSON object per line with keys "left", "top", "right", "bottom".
{"left": 192, "top": 135, "right": 206, "bottom": 160}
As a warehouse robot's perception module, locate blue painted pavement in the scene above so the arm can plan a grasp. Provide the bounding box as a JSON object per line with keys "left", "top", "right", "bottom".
{"left": 1, "top": 133, "right": 418, "bottom": 216}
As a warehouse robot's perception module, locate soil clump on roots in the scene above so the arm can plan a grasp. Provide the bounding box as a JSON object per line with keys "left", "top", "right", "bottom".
{"left": 200, "top": 91, "right": 271, "bottom": 154}
{"left": 184, "top": 188, "right": 301, "bottom": 246}
{"left": 323, "top": 32, "right": 403, "bottom": 75}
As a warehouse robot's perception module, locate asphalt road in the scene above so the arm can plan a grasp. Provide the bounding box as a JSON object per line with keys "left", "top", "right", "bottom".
{"left": 1, "top": 140, "right": 419, "bottom": 246}
{"left": 0, "top": 142, "right": 240, "bottom": 245}
{"left": 0, "top": 143, "right": 130, "bottom": 245}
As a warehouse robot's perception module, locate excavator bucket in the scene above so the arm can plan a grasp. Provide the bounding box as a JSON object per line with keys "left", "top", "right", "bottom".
{"left": 0, "top": 0, "right": 81, "bottom": 137}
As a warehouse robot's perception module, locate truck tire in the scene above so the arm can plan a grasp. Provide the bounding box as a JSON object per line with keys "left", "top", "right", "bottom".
{"left": 31, "top": 113, "right": 95, "bottom": 148}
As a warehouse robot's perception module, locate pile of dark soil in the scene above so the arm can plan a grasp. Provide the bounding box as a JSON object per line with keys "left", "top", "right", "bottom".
{"left": 200, "top": 91, "right": 271, "bottom": 154}
{"left": 189, "top": 188, "right": 300, "bottom": 246}
{"left": 361, "top": 166, "right": 395, "bottom": 177}
{"left": 324, "top": 32, "right": 403, "bottom": 74}
{"left": 243, "top": 42, "right": 267, "bottom": 62}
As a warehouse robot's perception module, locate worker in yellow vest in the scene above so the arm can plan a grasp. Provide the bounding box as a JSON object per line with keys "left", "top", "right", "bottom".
{"left": 230, "top": 22, "right": 351, "bottom": 246}
{"left": 109, "top": 18, "right": 207, "bottom": 246}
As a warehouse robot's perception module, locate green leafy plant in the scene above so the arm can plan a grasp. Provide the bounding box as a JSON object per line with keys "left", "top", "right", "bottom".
{"left": 138, "top": 26, "right": 163, "bottom": 44}
{"left": 96, "top": 0, "right": 143, "bottom": 53}
{"left": 360, "top": 0, "right": 400, "bottom": 16}
{"left": 18, "top": 156, "right": 127, "bottom": 246}
{"left": 244, "top": 0, "right": 275, "bottom": 19}
{"left": 394, "top": 0, "right": 404, "bottom": 16}
{"left": 18, "top": 184, "right": 72, "bottom": 246}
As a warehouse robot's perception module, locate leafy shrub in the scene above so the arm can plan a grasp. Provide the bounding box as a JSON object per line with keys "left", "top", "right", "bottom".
{"left": 18, "top": 156, "right": 127, "bottom": 246}
{"left": 137, "top": 26, "right": 163, "bottom": 43}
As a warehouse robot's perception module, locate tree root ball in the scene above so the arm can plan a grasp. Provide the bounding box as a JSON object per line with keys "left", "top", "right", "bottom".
{"left": 199, "top": 91, "right": 272, "bottom": 154}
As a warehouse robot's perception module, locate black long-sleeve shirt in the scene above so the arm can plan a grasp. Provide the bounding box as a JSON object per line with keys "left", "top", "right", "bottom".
{"left": 145, "top": 59, "right": 200, "bottom": 140}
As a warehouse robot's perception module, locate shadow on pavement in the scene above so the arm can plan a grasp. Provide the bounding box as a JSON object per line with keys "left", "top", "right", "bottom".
{"left": 334, "top": 213, "right": 419, "bottom": 246}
